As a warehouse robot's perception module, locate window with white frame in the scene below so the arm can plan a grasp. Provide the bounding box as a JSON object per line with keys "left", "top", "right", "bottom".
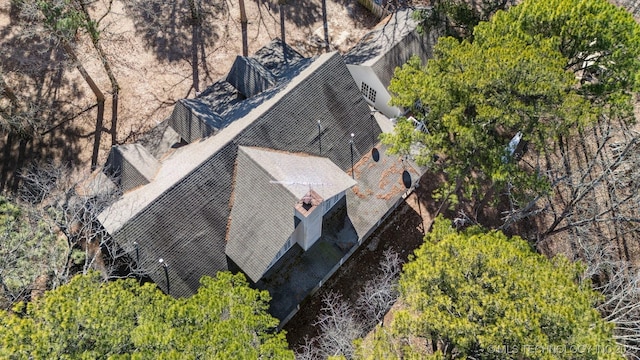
{"left": 323, "top": 195, "right": 334, "bottom": 214}
{"left": 361, "top": 82, "right": 376, "bottom": 103}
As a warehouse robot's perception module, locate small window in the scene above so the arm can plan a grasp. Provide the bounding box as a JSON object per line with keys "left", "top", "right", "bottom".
{"left": 361, "top": 82, "right": 376, "bottom": 103}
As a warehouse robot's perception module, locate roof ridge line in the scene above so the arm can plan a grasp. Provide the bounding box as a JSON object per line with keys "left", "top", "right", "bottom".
{"left": 98, "top": 52, "right": 343, "bottom": 235}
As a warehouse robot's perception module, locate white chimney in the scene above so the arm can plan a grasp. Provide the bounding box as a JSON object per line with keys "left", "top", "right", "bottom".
{"left": 293, "top": 190, "right": 324, "bottom": 251}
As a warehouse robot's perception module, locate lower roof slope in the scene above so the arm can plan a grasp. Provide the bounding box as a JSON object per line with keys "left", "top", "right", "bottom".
{"left": 99, "top": 51, "right": 380, "bottom": 297}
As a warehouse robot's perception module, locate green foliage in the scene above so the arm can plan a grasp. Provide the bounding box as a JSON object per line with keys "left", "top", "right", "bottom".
{"left": 386, "top": 0, "right": 640, "bottom": 207}
{"left": 0, "top": 271, "right": 294, "bottom": 359}
{"left": 355, "top": 326, "right": 427, "bottom": 359}
{"left": 387, "top": 36, "right": 578, "bottom": 202}
{"left": 0, "top": 197, "right": 66, "bottom": 308}
{"left": 33, "top": 0, "right": 86, "bottom": 41}
{"left": 477, "top": 0, "right": 640, "bottom": 111}
{"left": 413, "top": 0, "right": 513, "bottom": 40}
{"left": 388, "top": 216, "right": 623, "bottom": 359}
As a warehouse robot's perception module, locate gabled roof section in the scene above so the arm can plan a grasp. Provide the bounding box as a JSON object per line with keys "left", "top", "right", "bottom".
{"left": 226, "top": 56, "right": 276, "bottom": 98}
{"left": 169, "top": 99, "right": 224, "bottom": 143}
{"left": 104, "top": 143, "right": 160, "bottom": 191}
{"left": 344, "top": 8, "right": 436, "bottom": 87}
{"left": 241, "top": 147, "right": 356, "bottom": 199}
{"left": 227, "top": 147, "right": 355, "bottom": 282}
{"left": 226, "top": 147, "right": 299, "bottom": 282}
{"left": 167, "top": 41, "right": 310, "bottom": 144}
{"left": 99, "top": 50, "right": 380, "bottom": 297}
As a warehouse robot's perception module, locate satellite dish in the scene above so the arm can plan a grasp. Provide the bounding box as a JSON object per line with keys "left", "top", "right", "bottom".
{"left": 402, "top": 170, "right": 412, "bottom": 189}
{"left": 372, "top": 148, "right": 380, "bottom": 162}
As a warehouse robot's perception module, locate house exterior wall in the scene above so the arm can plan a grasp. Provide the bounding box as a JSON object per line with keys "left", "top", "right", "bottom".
{"left": 322, "top": 191, "right": 344, "bottom": 215}
{"left": 291, "top": 191, "right": 347, "bottom": 251}
{"left": 346, "top": 64, "right": 402, "bottom": 118}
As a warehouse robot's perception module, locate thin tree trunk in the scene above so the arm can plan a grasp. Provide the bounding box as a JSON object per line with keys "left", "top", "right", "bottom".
{"left": 279, "top": 2, "right": 286, "bottom": 63}
{"left": 321, "top": 0, "right": 329, "bottom": 52}
{"left": 0, "top": 132, "right": 14, "bottom": 190}
{"left": 62, "top": 42, "right": 105, "bottom": 170}
{"left": 110, "top": 91, "right": 118, "bottom": 144}
{"left": 79, "top": 3, "right": 120, "bottom": 146}
{"left": 189, "top": 0, "right": 201, "bottom": 94}
{"left": 0, "top": 74, "right": 30, "bottom": 135}
{"left": 92, "top": 40, "right": 118, "bottom": 146}
{"left": 239, "top": 0, "right": 248, "bottom": 56}
{"left": 11, "top": 138, "right": 28, "bottom": 192}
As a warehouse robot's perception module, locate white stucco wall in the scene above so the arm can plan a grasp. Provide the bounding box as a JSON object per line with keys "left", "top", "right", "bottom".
{"left": 346, "top": 64, "right": 402, "bottom": 118}
{"left": 294, "top": 205, "right": 323, "bottom": 251}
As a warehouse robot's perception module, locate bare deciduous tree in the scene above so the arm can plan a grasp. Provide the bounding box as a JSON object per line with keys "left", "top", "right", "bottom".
{"left": 500, "top": 114, "right": 640, "bottom": 259}
{"left": 575, "top": 238, "right": 640, "bottom": 359}
{"left": 356, "top": 248, "right": 401, "bottom": 328}
{"left": 598, "top": 265, "right": 640, "bottom": 359}
{"left": 76, "top": 0, "right": 121, "bottom": 146}
{"left": 313, "top": 291, "right": 364, "bottom": 359}
{"left": 18, "top": 0, "right": 107, "bottom": 170}
{"left": 298, "top": 250, "right": 402, "bottom": 358}
{"left": 294, "top": 336, "right": 321, "bottom": 360}
{"left": 19, "top": 162, "right": 145, "bottom": 286}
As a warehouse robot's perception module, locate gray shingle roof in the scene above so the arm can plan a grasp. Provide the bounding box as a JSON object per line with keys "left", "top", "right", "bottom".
{"left": 99, "top": 51, "right": 380, "bottom": 297}
{"left": 226, "top": 56, "right": 276, "bottom": 98}
{"left": 344, "top": 8, "right": 437, "bottom": 88}
{"left": 239, "top": 146, "right": 356, "bottom": 199}
{"left": 168, "top": 42, "right": 311, "bottom": 144}
{"left": 226, "top": 147, "right": 356, "bottom": 282}
{"left": 104, "top": 143, "right": 160, "bottom": 191}
{"left": 169, "top": 99, "right": 223, "bottom": 143}
{"left": 251, "top": 39, "right": 306, "bottom": 78}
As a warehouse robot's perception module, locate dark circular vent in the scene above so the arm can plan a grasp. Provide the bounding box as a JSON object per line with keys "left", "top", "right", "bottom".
{"left": 402, "top": 170, "right": 412, "bottom": 189}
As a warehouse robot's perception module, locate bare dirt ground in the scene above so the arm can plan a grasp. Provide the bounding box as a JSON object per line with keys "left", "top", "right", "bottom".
{"left": 0, "top": 0, "right": 379, "bottom": 191}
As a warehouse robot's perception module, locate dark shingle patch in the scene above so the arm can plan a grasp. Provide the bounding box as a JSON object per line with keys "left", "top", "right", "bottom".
{"left": 251, "top": 38, "right": 306, "bottom": 78}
